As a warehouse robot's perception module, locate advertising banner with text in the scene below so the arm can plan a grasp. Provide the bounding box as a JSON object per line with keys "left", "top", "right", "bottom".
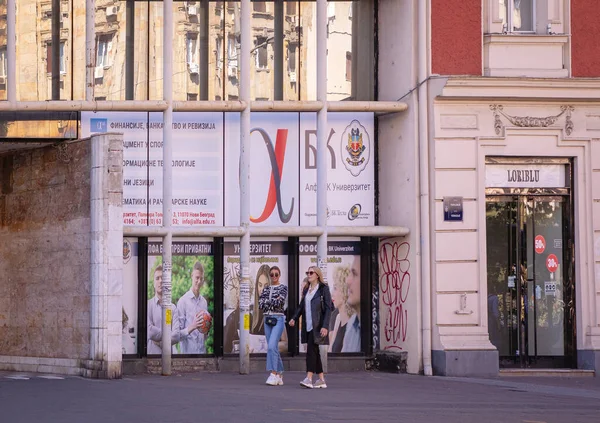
{"left": 297, "top": 240, "right": 362, "bottom": 353}
{"left": 81, "top": 112, "right": 224, "bottom": 227}
{"left": 82, "top": 112, "right": 374, "bottom": 227}
{"left": 222, "top": 240, "right": 289, "bottom": 354}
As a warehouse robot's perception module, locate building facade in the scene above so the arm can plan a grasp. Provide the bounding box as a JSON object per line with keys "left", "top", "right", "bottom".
{"left": 377, "top": 0, "right": 600, "bottom": 376}
{"left": 0, "top": 0, "right": 600, "bottom": 378}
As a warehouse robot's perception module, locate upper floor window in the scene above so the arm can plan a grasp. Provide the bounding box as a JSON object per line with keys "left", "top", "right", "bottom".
{"left": 96, "top": 35, "right": 112, "bottom": 68}
{"left": 500, "top": 0, "right": 534, "bottom": 33}
{"left": 186, "top": 33, "right": 199, "bottom": 74}
{"left": 286, "top": 2, "right": 297, "bottom": 15}
{"left": 484, "top": 0, "right": 569, "bottom": 77}
{"left": 488, "top": 0, "right": 566, "bottom": 35}
{"left": 46, "top": 42, "right": 66, "bottom": 74}
{"left": 0, "top": 48, "right": 6, "bottom": 79}
{"left": 255, "top": 36, "right": 268, "bottom": 70}
{"left": 253, "top": 2, "right": 266, "bottom": 13}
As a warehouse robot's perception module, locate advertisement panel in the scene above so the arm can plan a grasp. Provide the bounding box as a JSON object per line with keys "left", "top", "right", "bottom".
{"left": 122, "top": 237, "right": 139, "bottom": 354}
{"left": 81, "top": 112, "right": 224, "bottom": 227}
{"left": 224, "top": 113, "right": 300, "bottom": 226}
{"left": 82, "top": 111, "right": 374, "bottom": 228}
{"left": 147, "top": 240, "right": 215, "bottom": 355}
{"left": 222, "top": 240, "right": 289, "bottom": 354}
{"left": 81, "top": 112, "right": 148, "bottom": 225}
{"left": 299, "top": 113, "right": 375, "bottom": 226}
{"left": 297, "top": 240, "right": 362, "bottom": 353}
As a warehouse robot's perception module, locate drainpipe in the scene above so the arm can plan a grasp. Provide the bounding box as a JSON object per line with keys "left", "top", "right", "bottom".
{"left": 161, "top": 0, "right": 174, "bottom": 376}
{"left": 316, "top": 0, "right": 328, "bottom": 275}
{"left": 418, "top": 0, "right": 433, "bottom": 376}
{"left": 239, "top": 0, "right": 251, "bottom": 375}
{"left": 7, "top": 0, "right": 15, "bottom": 104}
{"left": 85, "top": 0, "right": 95, "bottom": 101}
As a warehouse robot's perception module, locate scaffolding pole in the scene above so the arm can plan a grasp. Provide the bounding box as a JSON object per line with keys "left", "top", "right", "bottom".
{"left": 238, "top": 0, "right": 252, "bottom": 375}
{"left": 161, "top": 0, "right": 174, "bottom": 376}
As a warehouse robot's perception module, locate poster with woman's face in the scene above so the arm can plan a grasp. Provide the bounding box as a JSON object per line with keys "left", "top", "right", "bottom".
{"left": 223, "top": 240, "right": 289, "bottom": 354}
{"left": 298, "top": 240, "right": 361, "bottom": 353}
{"left": 147, "top": 240, "right": 215, "bottom": 355}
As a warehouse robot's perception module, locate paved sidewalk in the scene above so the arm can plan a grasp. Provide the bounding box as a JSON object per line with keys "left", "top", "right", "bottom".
{"left": 1, "top": 370, "right": 599, "bottom": 423}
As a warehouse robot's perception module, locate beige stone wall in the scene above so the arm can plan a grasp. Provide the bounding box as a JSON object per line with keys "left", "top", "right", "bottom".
{"left": 0, "top": 141, "right": 91, "bottom": 359}
{"left": 4, "top": 1, "right": 316, "bottom": 102}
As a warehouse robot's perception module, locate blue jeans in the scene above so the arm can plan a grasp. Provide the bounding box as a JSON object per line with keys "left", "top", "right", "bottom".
{"left": 264, "top": 315, "right": 285, "bottom": 373}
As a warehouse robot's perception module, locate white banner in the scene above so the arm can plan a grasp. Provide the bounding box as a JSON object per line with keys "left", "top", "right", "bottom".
{"left": 82, "top": 111, "right": 375, "bottom": 227}
{"left": 81, "top": 112, "right": 224, "bottom": 226}
{"left": 300, "top": 113, "right": 374, "bottom": 226}
{"left": 486, "top": 164, "right": 566, "bottom": 188}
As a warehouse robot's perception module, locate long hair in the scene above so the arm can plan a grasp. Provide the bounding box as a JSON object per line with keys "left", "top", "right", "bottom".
{"left": 252, "top": 264, "right": 271, "bottom": 333}
{"left": 333, "top": 266, "right": 354, "bottom": 317}
{"left": 309, "top": 265, "right": 326, "bottom": 285}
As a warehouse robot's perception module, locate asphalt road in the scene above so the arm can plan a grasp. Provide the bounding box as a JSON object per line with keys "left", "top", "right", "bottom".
{"left": 1, "top": 371, "right": 599, "bottom": 423}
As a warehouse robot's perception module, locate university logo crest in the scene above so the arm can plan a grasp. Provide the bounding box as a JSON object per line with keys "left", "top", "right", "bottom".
{"left": 341, "top": 120, "right": 370, "bottom": 176}
{"left": 123, "top": 239, "right": 132, "bottom": 264}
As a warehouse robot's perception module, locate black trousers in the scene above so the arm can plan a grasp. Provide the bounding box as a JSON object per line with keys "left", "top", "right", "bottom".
{"left": 306, "top": 330, "right": 323, "bottom": 374}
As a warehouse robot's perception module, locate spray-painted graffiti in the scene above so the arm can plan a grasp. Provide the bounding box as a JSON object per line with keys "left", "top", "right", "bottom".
{"left": 372, "top": 285, "right": 380, "bottom": 351}
{"left": 379, "top": 240, "right": 411, "bottom": 350}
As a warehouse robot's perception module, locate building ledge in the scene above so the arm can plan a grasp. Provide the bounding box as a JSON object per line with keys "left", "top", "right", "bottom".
{"left": 436, "top": 77, "right": 600, "bottom": 103}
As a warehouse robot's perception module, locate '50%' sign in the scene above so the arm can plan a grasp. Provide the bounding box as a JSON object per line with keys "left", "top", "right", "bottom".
{"left": 546, "top": 254, "right": 559, "bottom": 273}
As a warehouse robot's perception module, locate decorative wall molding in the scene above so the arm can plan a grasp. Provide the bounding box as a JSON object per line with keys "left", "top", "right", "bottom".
{"left": 490, "top": 105, "right": 574, "bottom": 136}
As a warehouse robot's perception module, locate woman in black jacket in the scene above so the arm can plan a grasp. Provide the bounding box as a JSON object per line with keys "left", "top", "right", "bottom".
{"left": 289, "top": 266, "right": 333, "bottom": 389}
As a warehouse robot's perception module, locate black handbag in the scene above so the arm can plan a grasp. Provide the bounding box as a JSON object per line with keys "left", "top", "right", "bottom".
{"left": 265, "top": 315, "right": 278, "bottom": 327}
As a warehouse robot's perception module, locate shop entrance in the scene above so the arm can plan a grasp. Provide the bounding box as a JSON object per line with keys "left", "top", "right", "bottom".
{"left": 485, "top": 160, "right": 575, "bottom": 368}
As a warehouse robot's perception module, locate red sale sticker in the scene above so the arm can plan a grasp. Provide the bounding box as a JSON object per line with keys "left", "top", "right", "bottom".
{"left": 534, "top": 235, "right": 546, "bottom": 254}
{"left": 546, "top": 254, "right": 559, "bottom": 273}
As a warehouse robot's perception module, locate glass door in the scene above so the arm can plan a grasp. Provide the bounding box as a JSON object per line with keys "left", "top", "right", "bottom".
{"left": 486, "top": 195, "right": 575, "bottom": 368}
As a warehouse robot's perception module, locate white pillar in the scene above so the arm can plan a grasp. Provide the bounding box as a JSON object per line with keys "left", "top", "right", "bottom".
{"left": 238, "top": 0, "right": 252, "bottom": 375}
{"left": 161, "top": 0, "right": 174, "bottom": 376}
{"left": 316, "top": 0, "right": 328, "bottom": 276}
{"left": 90, "top": 133, "right": 124, "bottom": 379}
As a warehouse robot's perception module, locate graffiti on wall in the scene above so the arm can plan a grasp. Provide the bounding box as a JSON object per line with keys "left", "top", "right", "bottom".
{"left": 379, "top": 240, "right": 411, "bottom": 351}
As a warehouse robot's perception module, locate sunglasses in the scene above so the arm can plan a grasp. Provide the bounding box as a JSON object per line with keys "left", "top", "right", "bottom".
{"left": 305, "top": 271, "right": 315, "bottom": 276}
{"left": 270, "top": 273, "right": 279, "bottom": 277}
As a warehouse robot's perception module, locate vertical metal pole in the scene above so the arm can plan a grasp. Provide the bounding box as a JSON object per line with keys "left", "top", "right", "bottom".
{"left": 199, "top": 0, "right": 209, "bottom": 101}
{"left": 239, "top": 0, "right": 251, "bottom": 375}
{"left": 85, "top": 0, "right": 95, "bottom": 101}
{"left": 161, "top": 0, "right": 174, "bottom": 376}
{"left": 7, "top": 0, "right": 15, "bottom": 103}
{"left": 125, "top": 0, "right": 135, "bottom": 100}
{"left": 316, "top": 0, "right": 328, "bottom": 279}
{"left": 52, "top": 0, "right": 60, "bottom": 100}
{"left": 273, "top": 0, "right": 284, "bottom": 101}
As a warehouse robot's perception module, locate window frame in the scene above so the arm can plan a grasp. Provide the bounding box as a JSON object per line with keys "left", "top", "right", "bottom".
{"left": 254, "top": 36, "right": 269, "bottom": 71}
{"left": 96, "top": 34, "right": 112, "bottom": 69}
{"left": 46, "top": 41, "right": 67, "bottom": 75}
{"left": 500, "top": 0, "right": 537, "bottom": 34}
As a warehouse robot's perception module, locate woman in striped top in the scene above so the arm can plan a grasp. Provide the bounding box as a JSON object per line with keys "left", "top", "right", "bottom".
{"left": 259, "top": 266, "right": 288, "bottom": 386}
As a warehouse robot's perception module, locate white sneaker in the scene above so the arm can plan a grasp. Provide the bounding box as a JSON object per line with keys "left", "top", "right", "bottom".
{"left": 300, "top": 377, "right": 313, "bottom": 389}
{"left": 266, "top": 374, "right": 278, "bottom": 386}
{"left": 277, "top": 375, "right": 284, "bottom": 386}
{"left": 313, "top": 379, "right": 327, "bottom": 389}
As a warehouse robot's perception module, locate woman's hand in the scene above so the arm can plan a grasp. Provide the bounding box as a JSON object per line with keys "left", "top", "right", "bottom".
{"left": 289, "top": 319, "right": 295, "bottom": 327}
{"left": 320, "top": 328, "right": 328, "bottom": 337}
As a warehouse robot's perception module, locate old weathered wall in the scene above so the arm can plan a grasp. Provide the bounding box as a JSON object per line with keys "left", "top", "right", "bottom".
{"left": 0, "top": 141, "right": 91, "bottom": 360}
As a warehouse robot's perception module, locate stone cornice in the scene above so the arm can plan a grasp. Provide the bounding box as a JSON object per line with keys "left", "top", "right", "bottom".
{"left": 437, "top": 77, "right": 600, "bottom": 103}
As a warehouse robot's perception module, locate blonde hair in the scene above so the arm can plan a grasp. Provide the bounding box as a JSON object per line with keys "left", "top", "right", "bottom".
{"left": 333, "top": 266, "right": 354, "bottom": 317}
{"left": 309, "top": 266, "right": 326, "bottom": 285}
{"left": 252, "top": 264, "right": 271, "bottom": 333}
